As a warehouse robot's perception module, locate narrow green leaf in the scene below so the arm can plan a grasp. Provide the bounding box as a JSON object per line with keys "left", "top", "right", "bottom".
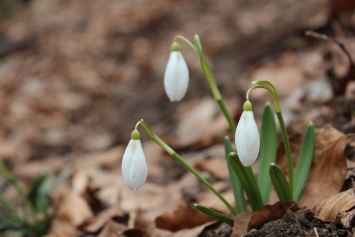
{"left": 224, "top": 136, "right": 246, "bottom": 213}
{"left": 27, "top": 173, "right": 51, "bottom": 214}
{"left": 228, "top": 153, "right": 263, "bottom": 212}
{"left": 31, "top": 217, "right": 51, "bottom": 236}
{"left": 0, "top": 190, "right": 23, "bottom": 223}
{"left": 258, "top": 103, "right": 277, "bottom": 204}
{"left": 269, "top": 163, "right": 292, "bottom": 201}
{"left": 194, "top": 204, "right": 234, "bottom": 227}
{"left": 293, "top": 123, "right": 315, "bottom": 201}
{"left": 0, "top": 159, "right": 27, "bottom": 200}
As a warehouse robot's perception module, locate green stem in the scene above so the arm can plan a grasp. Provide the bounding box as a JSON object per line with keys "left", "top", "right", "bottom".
{"left": 174, "top": 35, "right": 236, "bottom": 134}
{"left": 217, "top": 99, "right": 236, "bottom": 134}
{"left": 248, "top": 81, "right": 293, "bottom": 194}
{"left": 276, "top": 112, "right": 293, "bottom": 193}
{"left": 194, "top": 35, "right": 221, "bottom": 101}
{"left": 139, "top": 119, "right": 236, "bottom": 216}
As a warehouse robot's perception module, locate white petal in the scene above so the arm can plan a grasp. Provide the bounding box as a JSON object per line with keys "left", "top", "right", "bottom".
{"left": 235, "top": 111, "right": 260, "bottom": 166}
{"left": 122, "top": 139, "right": 147, "bottom": 190}
{"left": 164, "top": 51, "right": 189, "bottom": 101}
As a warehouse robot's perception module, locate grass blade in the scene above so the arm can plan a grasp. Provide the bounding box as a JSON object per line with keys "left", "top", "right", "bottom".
{"left": 293, "top": 123, "right": 315, "bottom": 201}
{"left": 0, "top": 159, "right": 26, "bottom": 201}
{"left": 194, "top": 204, "right": 234, "bottom": 226}
{"left": 269, "top": 163, "right": 292, "bottom": 201}
{"left": 224, "top": 136, "right": 246, "bottom": 213}
{"left": 258, "top": 103, "right": 277, "bottom": 204}
{"left": 228, "top": 152, "right": 263, "bottom": 211}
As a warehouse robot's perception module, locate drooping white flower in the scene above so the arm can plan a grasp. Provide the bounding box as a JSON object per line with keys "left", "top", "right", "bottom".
{"left": 164, "top": 42, "right": 189, "bottom": 102}
{"left": 235, "top": 101, "right": 260, "bottom": 167}
{"left": 122, "top": 130, "right": 147, "bottom": 191}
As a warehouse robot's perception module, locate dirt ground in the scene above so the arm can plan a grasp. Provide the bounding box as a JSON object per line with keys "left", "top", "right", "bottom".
{"left": 244, "top": 210, "right": 349, "bottom": 237}
{"left": 0, "top": 0, "right": 355, "bottom": 236}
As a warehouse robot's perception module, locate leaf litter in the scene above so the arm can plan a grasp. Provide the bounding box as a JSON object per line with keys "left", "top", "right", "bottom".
{"left": 0, "top": 0, "right": 354, "bottom": 237}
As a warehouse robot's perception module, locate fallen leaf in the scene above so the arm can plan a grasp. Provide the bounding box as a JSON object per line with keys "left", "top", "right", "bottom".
{"left": 174, "top": 97, "right": 237, "bottom": 148}
{"left": 97, "top": 219, "right": 128, "bottom": 237}
{"left": 83, "top": 207, "right": 124, "bottom": 233}
{"left": 249, "top": 63, "right": 305, "bottom": 100}
{"left": 232, "top": 211, "right": 253, "bottom": 237}
{"left": 339, "top": 208, "right": 355, "bottom": 228}
{"left": 247, "top": 201, "right": 298, "bottom": 231}
{"left": 56, "top": 190, "right": 94, "bottom": 226}
{"left": 171, "top": 221, "right": 218, "bottom": 237}
{"left": 195, "top": 151, "right": 229, "bottom": 179}
{"left": 47, "top": 219, "right": 77, "bottom": 237}
{"left": 315, "top": 188, "right": 355, "bottom": 227}
{"left": 155, "top": 202, "right": 215, "bottom": 231}
{"left": 299, "top": 127, "right": 354, "bottom": 208}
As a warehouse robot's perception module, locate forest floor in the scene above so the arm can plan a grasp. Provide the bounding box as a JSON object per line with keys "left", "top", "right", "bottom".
{"left": 0, "top": 0, "right": 354, "bottom": 236}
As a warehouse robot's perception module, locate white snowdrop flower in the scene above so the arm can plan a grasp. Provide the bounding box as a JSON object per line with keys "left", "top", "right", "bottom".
{"left": 235, "top": 101, "right": 260, "bottom": 167}
{"left": 122, "top": 130, "right": 147, "bottom": 191}
{"left": 164, "top": 42, "right": 189, "bottom": 102}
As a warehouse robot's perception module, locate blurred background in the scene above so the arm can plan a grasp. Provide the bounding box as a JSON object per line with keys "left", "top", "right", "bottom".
{"left": 0, "top": 0, "right": 353, "bottom": 165}
{"left": 0, "top": 0, "right": 354, "bottom": 236}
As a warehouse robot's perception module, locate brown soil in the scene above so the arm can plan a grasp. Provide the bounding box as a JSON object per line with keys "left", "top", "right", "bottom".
{"left": 243, "top": 210, "right": 350, "bottom": 237}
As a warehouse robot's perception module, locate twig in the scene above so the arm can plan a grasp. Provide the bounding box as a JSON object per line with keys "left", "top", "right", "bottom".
{"left": 128, "top": 209, "right": 137, "bottom": 229}
{"left": 305, "top": 30, "right": 355, "bottom": 68}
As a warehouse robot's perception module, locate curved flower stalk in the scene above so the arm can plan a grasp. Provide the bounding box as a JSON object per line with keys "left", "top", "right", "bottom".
{"left": 247, "top": 80, "right": 293, "bottom": 192}
{"left": 164, "top": 42, "right": 189, "bottom": 101}
{"left": 123, "top": 119, "right": 236, "bottom": 215}
{"left": 121, "top": 129, "right": 147, "bottom": 191}
{"left": 169, "top": 35, "right": 236, "bottom": 134}
{"left": 235, "top": 101, "right": 260, "bottom": 167}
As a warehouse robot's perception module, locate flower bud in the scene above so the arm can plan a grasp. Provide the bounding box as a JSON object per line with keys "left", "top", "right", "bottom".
{"left": 235, "top": 101, "right": 260, "bottom": 166}
{"left": 122, "top": 130, "right": 147, "bottom": 190}
{"left": 164, "top": 42, "right": 189, "bottom": 102}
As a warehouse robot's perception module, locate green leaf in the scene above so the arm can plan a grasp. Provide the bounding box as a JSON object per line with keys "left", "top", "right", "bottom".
{"left": 258, "top": 103, "right": 277, "bottom": 204}
{"left": 0, "top": 190, "right": 23, "bottom": 223}
{"left": 194, "top": 204, "right": 234, "bottom": 227}
{"left": 228, "top": 153, "right": 263, "bottom": 212}
{"left": 293, "top": 123, "right": 315, "bottom": 201}
{"left": 27, "top": 173, "right": 51, "bottom": 214}
{"left": 31, "top": 217, "right": 51, "bottom": 236}
{"left": 269, "top": 163, "right": 292, "bottom": 201}
{"left": 27, "top": 169, "right": 69, "bottom": 214}
{"left": 0, "top": 159, "right": 27, "bottom": 202}
{"left": 224, "top": 136, "right": 246, "bottom": 213}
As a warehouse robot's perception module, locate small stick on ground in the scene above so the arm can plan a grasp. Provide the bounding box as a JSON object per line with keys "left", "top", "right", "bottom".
{"left": 128, "top": 210, "right": 137, "bottom": 229}
{"left": 305, "top": 30, "right": 355, "bottom": 68}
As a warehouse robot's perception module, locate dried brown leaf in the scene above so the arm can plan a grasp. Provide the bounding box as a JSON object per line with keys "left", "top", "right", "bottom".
{"left": 56, "top": 191, "right": 94, "bottom": 226}
{"left": 97, "top": 220, "right": 128, "bottom": 237}
{"left": 155, "top": 202, "right": 215, "bottom": 231}
{"left": 299, "top": 127, "right": 353, "bottom": 208}
{"left": 171, "top": 221, "right": 218, "bottom": 237}
{"left": 83, "top": 207, "right": 124, "bottom": 233}
{"left": 232, "top": 211, "right": 253, "bottom": 237}
{"left": 174, "top": 98, "right": 237, "bottom": 148}
{"left": 247, "top": 201, "right": 298, "bottom": 231}
{"left": 315, "top": 188, "right": 355, "bottom": 227}
{"left": 47, "top": 219, "right": 77, "bottom": 237}
{"left": 195, "top": 154, "right": 229, "bottom": 179}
